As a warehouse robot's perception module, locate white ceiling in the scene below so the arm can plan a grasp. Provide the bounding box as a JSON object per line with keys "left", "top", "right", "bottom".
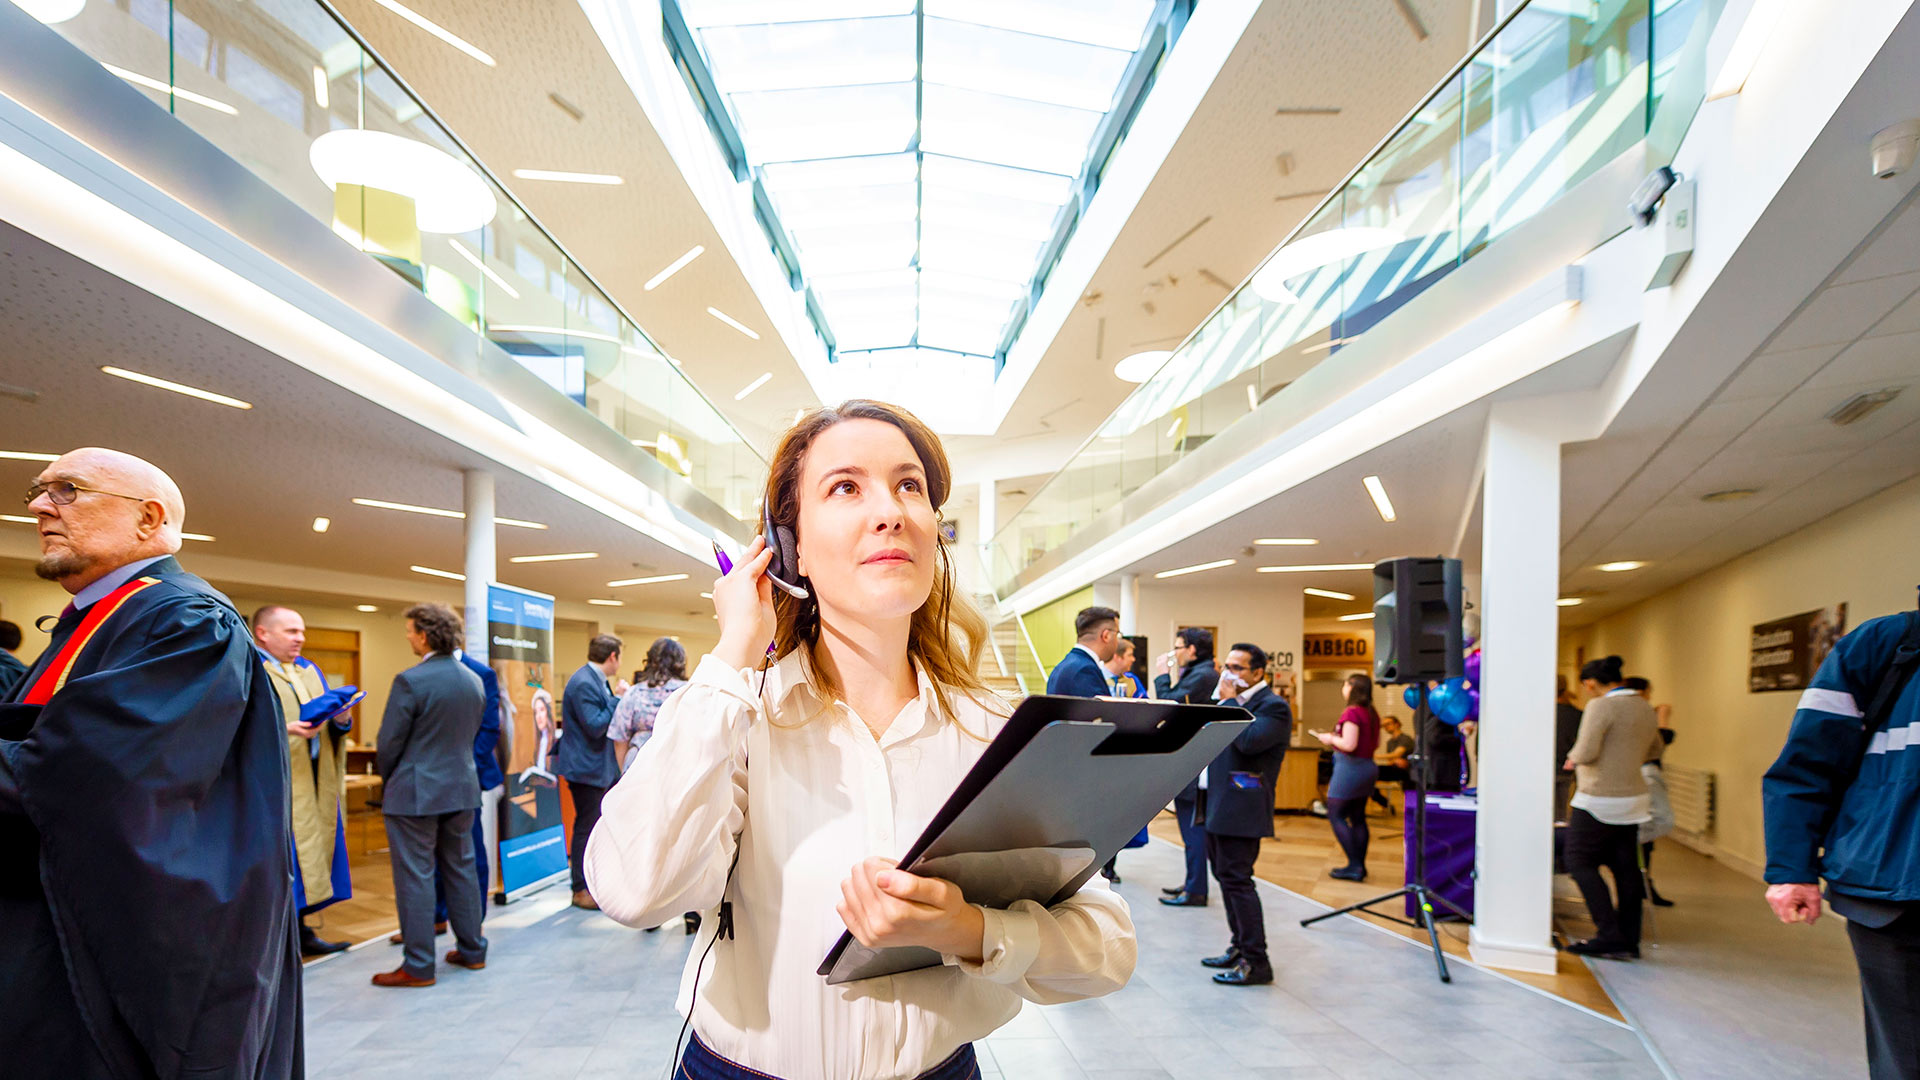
{"left": 323, "top": 0, "right": 1477, "bottom": 474}
{"left": 0, "top": 219, "right": 721, "bottom": 625}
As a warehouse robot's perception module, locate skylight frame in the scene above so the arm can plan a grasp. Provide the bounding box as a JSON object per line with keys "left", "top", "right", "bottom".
{"left": 662, "top": 0, "right": 1188, "bottom": 370}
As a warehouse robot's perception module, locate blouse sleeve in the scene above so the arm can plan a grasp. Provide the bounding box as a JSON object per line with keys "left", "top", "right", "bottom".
{"left": 606, "top": 688, "right": 642, "bottom": 744}
{"left": 942, "top": 868, "right": 1137, "bottom": 1005}
{"left": 585, "top": 655, "right": 752, "bottom": 928}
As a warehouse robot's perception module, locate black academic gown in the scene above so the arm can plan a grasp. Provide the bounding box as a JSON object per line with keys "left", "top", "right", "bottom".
{"left": 0, "top": 556, "right": 302, "bottom": 1079}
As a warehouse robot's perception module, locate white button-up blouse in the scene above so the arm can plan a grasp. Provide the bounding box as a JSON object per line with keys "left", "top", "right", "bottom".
{"left": 585, "top": 649, "right": 1136, "bottom": 1080}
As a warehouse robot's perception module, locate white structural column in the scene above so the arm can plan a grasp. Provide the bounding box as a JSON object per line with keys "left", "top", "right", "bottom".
{"left": 463, "top": 469, "right": 496, "bottom": 656}
{"left": 1118, "top": 574, "right": 1139, "bottom": 635}
{"left": 1469, "top": 402, "right": 1563, "bottom": 975}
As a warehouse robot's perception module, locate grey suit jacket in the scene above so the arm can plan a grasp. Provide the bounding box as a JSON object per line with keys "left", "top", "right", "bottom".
{"left": 377, "top": 653, "right": 486, "bottom": 816}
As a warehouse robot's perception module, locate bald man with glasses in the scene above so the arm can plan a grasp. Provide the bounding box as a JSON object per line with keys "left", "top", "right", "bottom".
{"left": 0, "top": 448, "right": 300, "bottom": 1079}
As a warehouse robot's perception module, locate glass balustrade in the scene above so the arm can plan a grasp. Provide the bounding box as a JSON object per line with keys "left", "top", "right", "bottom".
{"left": 31, "top": 0, "right": 763, "bottom": 523}
{"left": 989, "top": 0, "right": 1724, "bottom": 597}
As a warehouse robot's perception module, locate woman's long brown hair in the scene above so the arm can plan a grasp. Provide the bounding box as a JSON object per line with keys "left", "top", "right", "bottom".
{"left": 762, "top": 400, "right": 1001, "bottom": 730}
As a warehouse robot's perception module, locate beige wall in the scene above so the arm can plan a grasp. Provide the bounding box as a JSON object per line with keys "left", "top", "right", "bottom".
{"left": 1559, "top": 474, "right": 1920, "bottom": 877}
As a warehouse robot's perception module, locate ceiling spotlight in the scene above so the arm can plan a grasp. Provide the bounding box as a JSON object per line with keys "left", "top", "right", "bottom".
{"left": 1596, "top": 561, "right": 1646, "bottom": 573}
{"left": 1254, "top": 538, "right": 1318, "bottom": 546}
{"left": 1826, "top": 387, "right": 1903, "bottom": 426}
{"left": 312, "top": 516, "right": 331, "bottom": 533}
{"left": 1362, "top": 475, "right": 1396, "bottom": 523}
{"left": 356, "top": 604, "right": 379, "bottom": 612}
{"left": 1700, "top": 488, "right": 1758, "bottom": 503}
{"left": 644, "top": 245, "right": 705, "bottom": 290}
{"left": 1153, "top": 559, "right": 1235, "bottom": 579}
{"left": 734, "top": 372, "right": 773, "bottom": 401}
{"left": 1337, "top": 611, "right": 1375, "bottom": 622}
{"left": 607, "top": 573, "right": 690, "bottom": 587}
{"left": 510, "top": 168, "right": 623, "bottom": 185}
{"left": 587, "top": 598, "right": 624, "bottom": 606}
{"left": 1303, "top": 588, "right": 1356, "bottom": 601}
{"left": 102, "top": 366, "right": 252, "bottom": 409}
{"left": 708, "top": 307, "right": 761, "bottom": 340}
{"left": 1113, "top": 350, "right": 1172, "bottom": 383}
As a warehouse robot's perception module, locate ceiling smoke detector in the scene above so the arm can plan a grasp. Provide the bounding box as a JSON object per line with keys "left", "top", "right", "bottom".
{"left": 1826, "top": 386, "right": 1904, "bottom": 426}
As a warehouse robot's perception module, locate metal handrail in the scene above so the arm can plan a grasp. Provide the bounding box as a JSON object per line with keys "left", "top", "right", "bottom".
{"left": 311, "top": 0, "right": 765, "bottom": 466}
{"left": 989, "top": 0, "right": 1547, "bottom": 540}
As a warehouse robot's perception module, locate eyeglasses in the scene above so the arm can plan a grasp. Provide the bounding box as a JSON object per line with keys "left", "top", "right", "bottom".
{"left": 25, "top": 480, "right": 150, "bottom": 508}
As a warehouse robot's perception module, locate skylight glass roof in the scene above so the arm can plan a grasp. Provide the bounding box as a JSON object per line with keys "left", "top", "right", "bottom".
{"left": 669, "top": 0, "right": 1169, "bottom": 363}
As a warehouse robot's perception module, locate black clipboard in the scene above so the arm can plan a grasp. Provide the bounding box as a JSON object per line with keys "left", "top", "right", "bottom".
{"left": 818, "top": 693, "right": 1249, "bottom": 984}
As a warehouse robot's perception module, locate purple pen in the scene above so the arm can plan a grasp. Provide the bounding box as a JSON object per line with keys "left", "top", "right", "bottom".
{"left": 712, "top": 540, "right": 734, "bottom": 575}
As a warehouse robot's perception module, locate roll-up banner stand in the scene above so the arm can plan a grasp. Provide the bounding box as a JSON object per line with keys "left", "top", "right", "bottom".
{"left": 488, "top": 583, "right": 568, "bottom": 900}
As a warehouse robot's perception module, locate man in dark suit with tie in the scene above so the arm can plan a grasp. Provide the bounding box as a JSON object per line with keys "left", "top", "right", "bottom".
{"left": 1198, "top": 643, "right": 1293, "bottom": 985}
{"left": 1049, "top": 606, "right": 1124, "bottom": 880}
{"left": 373, "top": 602, "right": 488, "bottom": 987}
{"left": 558, "top": 634, "right": 627, "bottom": 910}
{"left": 1156, "top": 626, "right": 1220, "bottom": 906}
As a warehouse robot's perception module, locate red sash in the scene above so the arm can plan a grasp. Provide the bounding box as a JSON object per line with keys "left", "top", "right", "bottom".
{"left": 22, "top": 576, "right": 162, "bottom": 705}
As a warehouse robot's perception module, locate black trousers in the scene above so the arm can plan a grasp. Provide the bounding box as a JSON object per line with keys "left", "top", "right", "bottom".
{"left": 567, "top": 780, "right": 607, "bottom": 893}
{"left": 1849, "top": 907, "right": 1920, "bottom": 1080}
{"left": 1204, "top": 832, "right": 1266, "bottom": 971}
{"left": 1173, "top": 792, "right": 1209, "bottom": 898}
{"left": 1563, "top": 808, "right": 1643, "bottom": 946}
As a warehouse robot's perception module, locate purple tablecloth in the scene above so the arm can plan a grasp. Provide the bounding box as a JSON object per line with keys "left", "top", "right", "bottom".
{"left": 1405, "top": 791, "right": 1475, "bottom": 920}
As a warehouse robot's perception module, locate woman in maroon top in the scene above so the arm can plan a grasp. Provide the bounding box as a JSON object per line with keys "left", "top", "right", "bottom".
{"left": 1314, "top": 674, "right": 1382, "bottom": 881}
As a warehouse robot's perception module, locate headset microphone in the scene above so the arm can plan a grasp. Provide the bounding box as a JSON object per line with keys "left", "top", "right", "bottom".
{"left": 759, "top": 504, "right": 810, "bottom": 600}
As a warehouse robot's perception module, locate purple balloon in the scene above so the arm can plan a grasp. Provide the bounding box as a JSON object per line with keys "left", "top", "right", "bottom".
{"left": 1464, "top": 650, "right": 1482, "bottom": 685}
{"left": 1465, "top": 687, "right": 1480, "bottom": 720}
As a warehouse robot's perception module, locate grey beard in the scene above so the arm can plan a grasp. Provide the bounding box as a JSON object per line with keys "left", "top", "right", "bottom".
{"left": 35, "top": 550, "right": 93, "bottom": 582}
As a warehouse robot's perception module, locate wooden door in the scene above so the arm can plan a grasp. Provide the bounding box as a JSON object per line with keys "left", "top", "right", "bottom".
{"left": 303, "top": 627, "right": 362, "bottom": 737}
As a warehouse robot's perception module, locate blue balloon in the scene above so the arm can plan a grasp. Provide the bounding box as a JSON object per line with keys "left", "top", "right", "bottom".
{"left": 1403, "top": 685, "right": 1421, "bottom": 710}
{"left": 1437, "top": 677, "right": 1474, "bottom": 726}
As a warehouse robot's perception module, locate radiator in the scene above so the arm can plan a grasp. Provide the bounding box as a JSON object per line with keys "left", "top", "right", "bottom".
{"left": 1664, "top": 764, "right": 1715, "bottom": 837}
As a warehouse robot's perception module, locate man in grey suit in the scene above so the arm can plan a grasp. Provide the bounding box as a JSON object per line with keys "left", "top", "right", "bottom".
{"left": 372, "top": 603, "right": 488, "bottom": 988}
{"left": 557, "top": 634, "right": 626, "bottom": 910}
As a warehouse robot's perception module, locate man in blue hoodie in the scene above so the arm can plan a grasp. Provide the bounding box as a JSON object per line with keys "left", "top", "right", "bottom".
{"left": 1763, "top": 606, "right": 1920, "bottom": 1080}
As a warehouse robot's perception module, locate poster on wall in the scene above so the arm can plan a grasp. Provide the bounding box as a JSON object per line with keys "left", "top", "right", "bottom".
{"left": 1749, "top": 604, "right": 1848, "bottom": 692}
{"left": 488, "top": 583, "right": 568, "bottom": 899}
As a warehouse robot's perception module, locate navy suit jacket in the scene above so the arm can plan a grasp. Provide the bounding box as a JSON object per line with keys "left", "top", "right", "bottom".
{"left": 556, "top": 662, "right": 620, "bottom": 788}
{"left": 458, "top": 651, "right": 504, "bottom": 791}
{"left": 1046, "top": 646, "right": 1111, "bottom": 698}
{"left": 1198, "top": 683, "right": 1293, "bottom": 839}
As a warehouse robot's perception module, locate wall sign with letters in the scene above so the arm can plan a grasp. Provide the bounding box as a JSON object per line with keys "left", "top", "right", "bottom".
{"left": 1304, "top": 632, "right": 1372, "bottom": 668}
{"left": 1749, "top": 604, "right": 1848, "bottom": 693}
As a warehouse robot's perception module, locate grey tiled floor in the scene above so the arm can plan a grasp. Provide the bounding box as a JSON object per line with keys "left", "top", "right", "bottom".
{"left": 303, "top": 840, "right": 1662, "bottom": 1079}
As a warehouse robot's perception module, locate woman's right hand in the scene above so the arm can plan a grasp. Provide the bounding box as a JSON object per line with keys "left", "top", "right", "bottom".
{"left": 713, "top": 537, "right": 776, "bottom": 671}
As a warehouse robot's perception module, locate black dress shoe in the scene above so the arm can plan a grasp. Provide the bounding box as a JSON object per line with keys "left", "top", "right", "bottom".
{"left": 1213, "top": 960, "right": 1274, "bottom": 986}
{"left": 300, "top": 928, "right": 350, "bottom": 958}
{"left": 1649, "top": 890, "right": 1675, "bottom": 908}
{"left": 1159, "top": 891, "right": 1208, "bottom": 907}
{"left": 1564, "top": 937, "right": 1639, "bottom": 960}
{"left": 1328, "top": 866, "right": 1366, "bottom": 882}
{"left": 1200, "top": 949, "right": 1242, "bottom": 969}
{"left": 1161, "top": 886, "right": 1184, "bottom": 896}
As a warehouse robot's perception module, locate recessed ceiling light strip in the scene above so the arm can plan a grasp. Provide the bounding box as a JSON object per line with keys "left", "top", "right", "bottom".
{"left": 510, "top": 168, "right": 624, "bottom": 185}
{"left": 708, "top": 307, "right": 761, "bottom": 341}
{"left": 645, "top": 245, "right": 705, "bottom": 291}
{"left": 102, "top": 366, "right": 252, "bottom": 409}
{"left": 368, "top": 0, "right": 496, "bottom": 66}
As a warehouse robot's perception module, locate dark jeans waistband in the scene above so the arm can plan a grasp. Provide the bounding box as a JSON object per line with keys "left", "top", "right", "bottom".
{"left": 679, "top": 1035, "right": 980, "bottom": 1080}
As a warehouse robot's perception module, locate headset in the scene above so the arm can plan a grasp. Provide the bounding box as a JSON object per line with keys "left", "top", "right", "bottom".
{"left": 759, "top": 501, "right": 810, "bottom": 600}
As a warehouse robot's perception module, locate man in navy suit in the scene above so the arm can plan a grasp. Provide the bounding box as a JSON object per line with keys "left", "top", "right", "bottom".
{"left": 1156, "top": 627, "right": 1220, "bottom": 906}
{"left": 1048, "top": 606, "right": 1123, "bottom": 880}
{"left": 557, "top": 635, "right": 626, "bottom": 909}
{"left": 1197, "top": 643, "right": 1293, "bottom": 985}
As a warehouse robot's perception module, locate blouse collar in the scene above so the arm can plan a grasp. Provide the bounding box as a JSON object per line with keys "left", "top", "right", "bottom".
{"left": 763, "top": 645, "right": 945, "bottom": 746}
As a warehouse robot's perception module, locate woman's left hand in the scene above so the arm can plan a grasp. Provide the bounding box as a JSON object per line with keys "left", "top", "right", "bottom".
{"left": 837, "top": 857, "right": 985, "bottom": 962}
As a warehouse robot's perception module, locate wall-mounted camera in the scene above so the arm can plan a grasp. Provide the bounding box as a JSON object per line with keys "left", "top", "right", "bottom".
{"left": 1629, "top": 166, "right": 1679, "bottom": 226}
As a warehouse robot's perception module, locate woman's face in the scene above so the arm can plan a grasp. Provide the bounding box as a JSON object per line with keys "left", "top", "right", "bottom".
{"left": 1341, "top": 680, "right": 1352, "bottom": 702}
{"left": 794, "top": 418, "right": 937, "bottom": 627}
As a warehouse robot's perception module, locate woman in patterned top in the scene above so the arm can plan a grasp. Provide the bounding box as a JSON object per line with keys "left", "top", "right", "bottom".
{"left": 610, "top": 637, "right": 689, "bottom": 771}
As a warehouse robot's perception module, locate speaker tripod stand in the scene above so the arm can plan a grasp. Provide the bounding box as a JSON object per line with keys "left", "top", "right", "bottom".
{"left": 1300, "top": 683, "right": 1472, "bottom": 983}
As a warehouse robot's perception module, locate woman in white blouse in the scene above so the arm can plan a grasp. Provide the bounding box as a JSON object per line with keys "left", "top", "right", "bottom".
{"left": 587, "top": 401, "right": 1136, "bottom": 1080}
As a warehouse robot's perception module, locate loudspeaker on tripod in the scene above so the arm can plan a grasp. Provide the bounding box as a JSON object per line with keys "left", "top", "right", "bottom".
{"left": 1371, "top": 557, "right": 1464, "bottom": 685}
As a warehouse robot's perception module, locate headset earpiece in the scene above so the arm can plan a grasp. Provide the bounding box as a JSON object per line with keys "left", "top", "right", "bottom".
{"left": 761, "top": 503, "right": 809, "bottom": 599}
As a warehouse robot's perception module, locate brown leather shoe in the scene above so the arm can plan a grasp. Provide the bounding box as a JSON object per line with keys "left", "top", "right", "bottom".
{"left": 370, "top": 967, "right": 435, "bottom": 988}
{"left": 571, "top": 890, "right": 599, "bottom": 910}
{"left": 444, "top": 949, "right": 486, "bottom": 971}
{"left": 387, "top": 921, "right": 449, "bottom": 945}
